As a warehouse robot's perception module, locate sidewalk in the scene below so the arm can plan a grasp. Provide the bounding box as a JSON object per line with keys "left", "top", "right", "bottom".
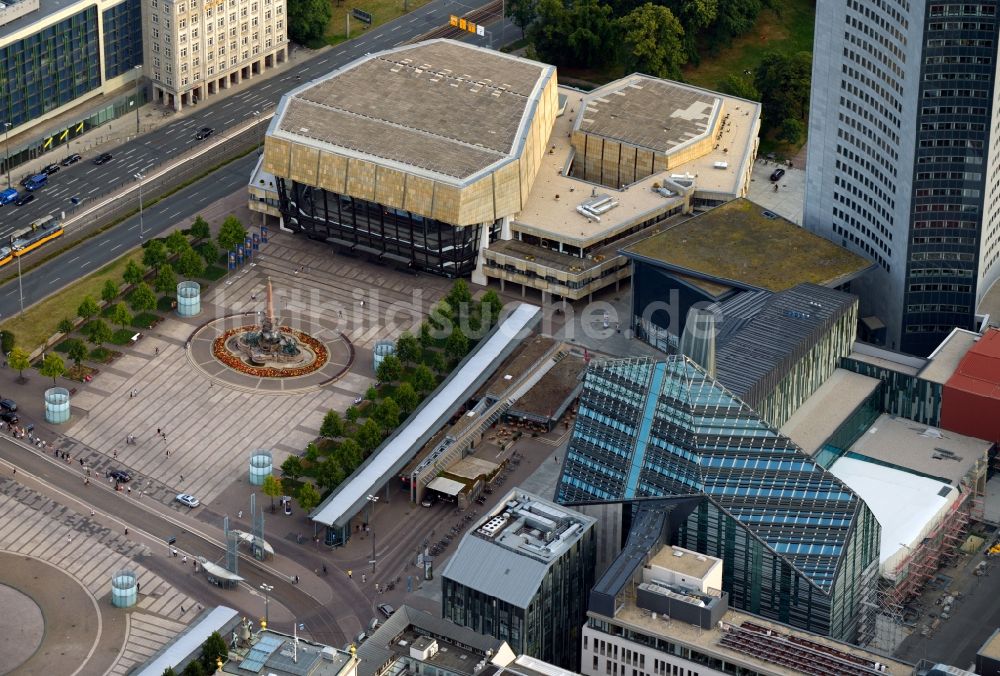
{"left": 9, "top": 43, "right": 322, "bottom": 184}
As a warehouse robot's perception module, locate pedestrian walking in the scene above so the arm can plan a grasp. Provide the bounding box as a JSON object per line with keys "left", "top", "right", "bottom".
{"left": 165, "top": 449, "right": 169, "bottom": 458}
{"left": 113, "top": 450, "right": 118, "bottom": 459}
{"left": 127, "top": 487, "right": 131, "bottom": 495}
{"left": 346, "top": 568, "right": 350, "bottom": 578}
{"left": 362, "top": 573, "right": 366, "bottom": 583}
{"left": 125, "top": 528, "right": 129, "bottom": 536}
{"left": 11, "top": 468, "right": 15, "bottom": 477}
{"left": 157, "top": 428, "right": 161, "bottom": 436}
{"left": 155, "top": 346, "right": 159, "bottom": 355}
{"left": 137, "top": 582, "right": 140, "bottom": 592}
{"left": 90, "top": 508, "right": 95, "bottom": 517}
{"left": 238, "top": 510, "right": 243, "bottom": 519}
{"left": 182, "top": 555, "right": 187, "bottom": 564}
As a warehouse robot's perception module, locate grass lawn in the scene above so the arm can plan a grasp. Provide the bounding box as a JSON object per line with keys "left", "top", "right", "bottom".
{"left": 0, "top": 250, "right": 145, "bottom": 353}
{"left": 682, "top": 0, "right": 815, "bottom": 92}
{"left": 89, "top": 347, "right": 115, "bottom": 363}
{"left": 110, "top": 328, "right": 134, "bottom": 346}
{"left": 323, "top": 0, "right": 433, "bottom": 46}
{"left": 132, "top": 312, "right": 160, "bottom": 329}
{"left": 156, "top": 295, "right": 176, "bottom": 312}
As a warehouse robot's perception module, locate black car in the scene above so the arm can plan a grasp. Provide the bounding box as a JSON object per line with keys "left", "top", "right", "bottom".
{"left": 0, "top": 399, "right": 17, "bottom": 413}
{"left": 14, "top": 193, "right": 35, "bottom": 206}
{"left": 196, "top": 127, "right": 214, "bottom": 140}
{"left": 106, "top": 469, "right": 132, "bottom": 483}
{"left": 61, "top": 153, "right": 82, "bottom": 166}
{"left": 0, "top": 411, "right": 18, "bottom": 424}
{"left": 42, "top": 163, "right": 60, "bottom": 176}
{"left": 769, "top": 168, "right": 785, "bottom": 182}
{"left": 93, "top": 153, "right": 113, "bottom": 165}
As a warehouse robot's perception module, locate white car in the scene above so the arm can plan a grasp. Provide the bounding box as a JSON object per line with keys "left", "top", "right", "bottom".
{"left": 175, "top": 493, "right": 200, "bottom": 508}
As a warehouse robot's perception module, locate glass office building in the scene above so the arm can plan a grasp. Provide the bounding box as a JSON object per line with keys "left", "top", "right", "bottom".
{"left": 101, "top": 0, "right": 142, "bottom": 80}
{"left": 0, "top": 6, "right": 102, "bottom": 130}
{"left": 557, "top": 356, "right": 881, "bottom": 644}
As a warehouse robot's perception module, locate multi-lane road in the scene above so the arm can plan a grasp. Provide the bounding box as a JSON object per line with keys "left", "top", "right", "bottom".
{"left": 1, "top": 0, "right": 497, "bottom": 238}
{"left": 0, "top": 0, "right": 501, "bottom": 317}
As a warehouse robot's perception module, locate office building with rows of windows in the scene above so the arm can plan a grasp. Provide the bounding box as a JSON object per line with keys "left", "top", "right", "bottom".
{"left": 0, "top": 0, "right": 143, "bottom": 169}
{"left": 557, "top": 356, "right": 881, "bottom": 644}
{"left": 142, "top": 0, "right": 286, "bottom": 111}
{"left": 805, "top": 0, "right": 1000, "bottom": 356}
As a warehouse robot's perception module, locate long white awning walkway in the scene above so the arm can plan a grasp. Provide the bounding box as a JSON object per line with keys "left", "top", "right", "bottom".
{"left": 311, "top": 302, "right": 541, "bottom": 529}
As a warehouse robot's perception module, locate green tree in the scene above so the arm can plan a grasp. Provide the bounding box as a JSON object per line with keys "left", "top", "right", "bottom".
{"left": 412, "top": 364, "right": 435, "bottom": 393}
{"left": 374, "top": 397, "right": 400, "bottom": 432}
{"left": 129, "top": 282, "right": 157, "bottom": 313}
{"left": 198, "top": 241, "right": 219, "bottom": 267}
{"left": 101, "top": 279, "right": 119, "bottom": 304}
{"left": 162, "top": 668, "right": 178, "bottom": 676}
{"left": 480, "top": 290, "right": 503, "bottom": 329}
{"left": 396, "top": 381, "right": 418, "bottom": 415}
{"left": 110, "top": 302, "right": 133, "bottom": 331}
{"left": 418, "top": 321, "right": 433, "bottom": 348}
{"left": 445, "top": 328, "right": 470, "bottom": 361}
{"left": 39, "top": 353, "right": 65, "bottom": 385}
{"left": 506, "top": 0, "right": 538, "bottom": 36}
{"left": 124, "top": 259, "right": 145, "bottom": 286}
{"left": 365, "top": 385, "right": 378, "bottom": 401}
{"left": 155, "top": 264, "right": 178, "bottom": 295}
{"left": 338, "top": 438, "right": 362, "bottom": 469}
{"left": 427, "top": 350, "right": 446, "bottom": 373}
{"left": 57, "top": 318, "right": 74, "bottom": 335}
{"left": 396, "top": 332, "right": 420, "bottom": 364}
{"left": 281, "top": 455, "right": 303, "bottom": 480}
{"left": 304, "top": 442, "right": 321, "bottom": 464}
{"left": 718, "top": 73, "right": 760, "bottom": 101}
{"left": 142, "top": 239, "right": 168, "bottom": 271}
{"left": 165, "top": 230, "right": 189, "bottom": 255}
{"left": 8, "top": 347, "right": 29, "bottom": 381}
{"left": 181, "top": 660, "right": 206, "bottom": 676}
{"left": 200, "top": 631, "right": 228, "bottom": 670}
{"left": 77, "top": 295, "right": 99, "bottom": 322}
{"left": 754, "top": 50, "right": 813, "bottom": 131}
{"left": 287, "top": 0, "right": 332, "bottom": 44}
{"left": 778, "top": 117, "right": 805, "bottom": 145}
{"left": 531, "top": 0, "right": 616, "bottom": 68}
{"left": 376, "top": 354, "right": 402, "bottom": 383}
{"left": 710, "top": 0, "right": 767, "bottom": 44}
{"left": 664, "top": 0, "right": 717, "bottom": 61}
{"left": 262, "top": 474, "right": 283, "bottom": 512}
{"left": 176, "top": 247, "right": 205, "bottom": 278}
{"left": 320, "top": 409, "right": 344, "bottom": 438}
{"left": 316, "top": 459, "right": 345, "bottom": 491}
{"left": 446, "top": 279, "right": 473, "bottom": 312}
{"left": 356, "top": 418, "right": 382, "bottom": 454}
{"left": 217, "top": 215, "right": 247, "bottom": 252}
{"left": 297, "top": 481, "right": 321, "bottom": 512}
{"left": 0, "top": 331, "right": 12, "bottom": 355}
{"left": 66, "top": 339, "right": 88, "bottom": 367}
{"left": 346, "top": 405, "right": 360, "bottom": 423}
{"left": 190, "top": 216, "right": 211, "bottom": 241}
{"left": 87, "top": 319, "right": 113, "bottom": 345}
{"left": 619, "top": 3, "right": 686, "bottom": 80}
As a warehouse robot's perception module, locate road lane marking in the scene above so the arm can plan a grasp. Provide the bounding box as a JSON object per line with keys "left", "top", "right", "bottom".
{"left": 68, "top": 256, "right": 79, "bottom": 263}
{"left": 110, "top": 243, "right": 122, "bottom": 252}
{"left": 49, "top": 277, "right": 61, "bottom": 284}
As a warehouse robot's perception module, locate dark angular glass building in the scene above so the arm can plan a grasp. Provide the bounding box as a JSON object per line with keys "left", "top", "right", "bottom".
{"left": 557, "top": 356, "right": 881, "bottom": 644}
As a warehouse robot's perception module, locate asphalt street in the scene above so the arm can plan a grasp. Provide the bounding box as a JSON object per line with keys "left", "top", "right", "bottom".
{"left": 0, "top": 0, "right": 495, "bottom": 237}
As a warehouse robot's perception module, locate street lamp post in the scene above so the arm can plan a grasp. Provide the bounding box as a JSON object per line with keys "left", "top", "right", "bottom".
{"left": 133, "top": 65, "right": 142, "bottom": 135}
{"left": 367, "top": 493, "right": 379, "bottom": 573}
{"left": 14, "top": 240, "right": 23, "bottom": 318}
{"left": 3, "top": 122, "right": 10, "bottom": 189}
{"left": 135, "top": 172, "right": 145, "bottom": 241}
{"left": 259, "top": 582, "right": 273, "bottom": 627}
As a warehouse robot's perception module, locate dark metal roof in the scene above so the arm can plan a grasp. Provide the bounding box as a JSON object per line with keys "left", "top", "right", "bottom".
{"left": 714, "top": 283, "right": 856, "bottom": 410}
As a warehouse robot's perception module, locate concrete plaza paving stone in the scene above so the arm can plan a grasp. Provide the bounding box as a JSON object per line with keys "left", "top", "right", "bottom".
{"left": 0, "top": 477, "right": 195, "bottom": 675}
{"left": 61, "top": 230, "right": 452, "bottom": 508}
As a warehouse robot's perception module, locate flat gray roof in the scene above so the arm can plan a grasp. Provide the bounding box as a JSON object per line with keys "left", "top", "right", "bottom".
{"left": 273, "top": 39, "right": 553, "bottom": 181}
{"left": 919, "top": 328, "right": 979, "bottom": 385}
{"left": 0, "top": 0, "right": 81, "bottom": 42}
{"left": 576, "top": 76, "right": 717, "bottom": 154}
{"left": 780, "top": 369, "right": 881, "bottom": 456}
{"left": 848, "top": 413, "right": 990, "bottom": 486}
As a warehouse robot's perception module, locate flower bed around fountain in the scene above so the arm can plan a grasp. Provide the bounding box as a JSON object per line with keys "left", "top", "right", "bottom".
{"left": 212, "top": 326, "right": 329, "bottom": 378}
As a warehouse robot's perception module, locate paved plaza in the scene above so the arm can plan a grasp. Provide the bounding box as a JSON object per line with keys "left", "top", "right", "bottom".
{"left": 60, "top": 229, "right": 453, "bottom": 510}
{"left": 0, "top": 475, "right": 195, "bottom": 675}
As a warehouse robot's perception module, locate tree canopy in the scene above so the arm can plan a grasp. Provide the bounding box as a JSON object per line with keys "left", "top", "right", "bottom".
{"left": 217, "top": 215, "right": 247, "bottom": 253}
{"left": 39, "top": 353, "right": 65, "bottom": 385}
{"left": 142, "top": 239, "right": 168, "bottom": 271}
{"left": 754, "top": 50, "right": 812, "bottom": 133}
{"left": 129, "top": 282, "right": 157, "bottom": 313}
{"left": 619, "top": 3, "right": 687, "bottom": 80}
{"left": 190, "top": 216, "right": 211, "bottom": 240}
{"left": 77, "top": 295, "right": 99, "bottom": 321}
{"left": 287, "top": 0, "right": 331, "bottom": 45}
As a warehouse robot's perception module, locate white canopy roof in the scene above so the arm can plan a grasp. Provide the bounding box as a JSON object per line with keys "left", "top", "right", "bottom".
{"left": 311, "top": 302, "right": 541, "bottom": 527}
{"left": 427, "top": 476, "right": 466, "bottom": 496}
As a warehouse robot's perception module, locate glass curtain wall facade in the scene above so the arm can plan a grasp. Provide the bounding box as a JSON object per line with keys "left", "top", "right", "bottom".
{"left": 277, "top": 178, "right": 495, "bottom": 277}
{"left": 557, "top": 356, "right": 880, "bottom": 643}
{"left": 102, "top": 0, "right": 143, "bottom": 79}
{"left": 441, "top": 530, "right": 596, "bottom": 669}
{"left": 0, "top": 7, "right": 102, "bottom": 130}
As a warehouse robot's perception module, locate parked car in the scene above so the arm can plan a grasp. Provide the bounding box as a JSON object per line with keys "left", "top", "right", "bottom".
{"left": 0, "top": 399, "right": 18, "bottom": 412}
{"left": 378, "top": 604, "right": 395, "bottom": 618}
{"left": 14, "top": 193, "right": 35, "bottom": 206}
{"left": 42, "top": 163, "right": 61, "bottom": 176}
{"left": 107, "top": 469, "right": 132, "bottom": 483}
{"left": 196, "top": 126, "right": 214, "bottom": 140}
{"left": 0, "top": 188, "right": 17, "bottom": 205}
{"left": 0, "top": 411, "right": 18, "bottom": 424}
{"left": 769, "top": 168, "right": 785, "bottom": 182}
{"left": 175, "top": 493, "right": 200, "bottom": 507}
{"left": 93, "top": 153, "right": 113, "bottom": 165}
{"left": 61, "top": 153, "right": 82, "bottom": 166}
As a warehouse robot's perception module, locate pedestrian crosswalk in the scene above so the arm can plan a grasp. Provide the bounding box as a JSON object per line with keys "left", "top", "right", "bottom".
{"left": 0, "top": 477, "right": 200, "bottom": 674}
